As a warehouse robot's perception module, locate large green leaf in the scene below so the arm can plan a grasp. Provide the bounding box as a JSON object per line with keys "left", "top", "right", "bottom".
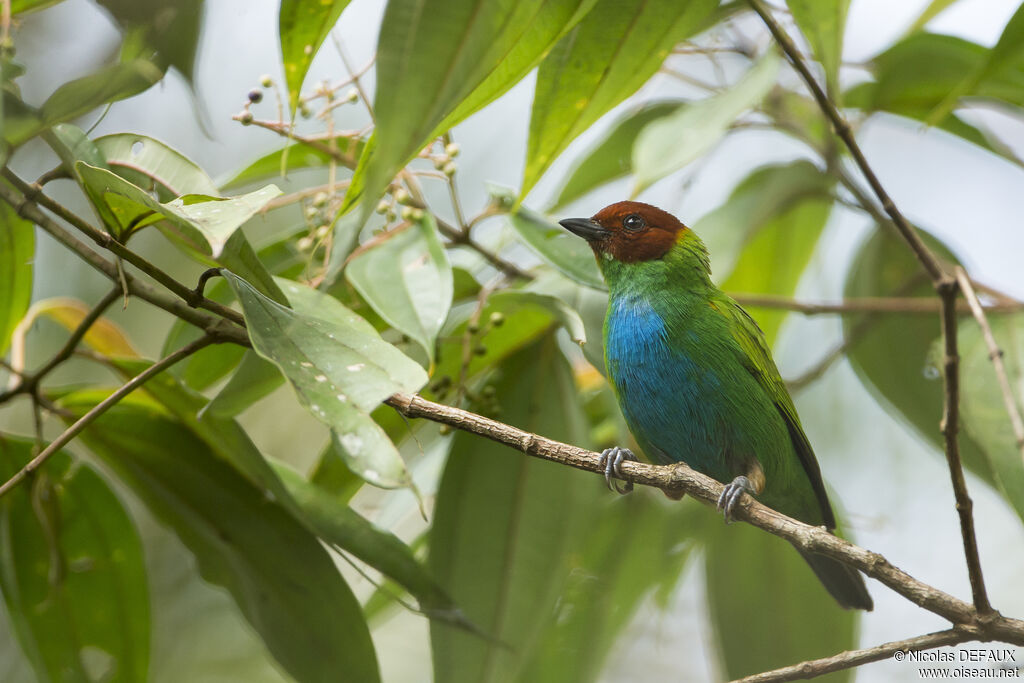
{"left": 845, "top": 33, "right": 1024, "bottom": 166}
{"left": 224, "top": 272, "right": 427, "bottom": 489}
{"left": 502, "top": 190, "right": 604, "bottom": 290}
{"left": 549, "top": 101, "right": 681, "bottom": 211}
{"left": 429, "top": 337, "right": 601, "bottom": 682}
{"left": 345, "top": 215, "right": 453, "bottom": 361}
{"left": 632, "top": 52, "right": 780, "bottom": 194}
{"left": 60, "top": 394, "right": 381, "bottom": 683}
{"left": 0, "top": 438, "right": 149, "bottom": 683}
{"left": 202, "top": 349, "right": 285, "bottom": 419}
{"left": 0, "top": 184, "right": 33, "bottom": 355}
{"left": 951, "top": 314, "right": 1024, "bottom": 519}
{"left": 705, "top": 521, "right": 857, "bottom": 680}
{"left": 95, "top": 133, "right": 220, "bottom": 197}
{"left": 523, "top": 0, "right": 720, "bottom": 196}
{"left": 96, "top": 0, "right": 203, "bottom": 83}
{"left": 279, "top": 0, "right": 353, "bottom": 116}
{"left": 786, "top": 0, "right": 849, "bottom": 98}
{"left": 843, "top": 227, "right": 1004, "bottom": 505}
{"left": 342, "top": 0, "right": 594, "bottom": 215}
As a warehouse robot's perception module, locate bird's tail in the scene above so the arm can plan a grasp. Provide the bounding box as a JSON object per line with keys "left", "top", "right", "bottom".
{"left": 795, "top": 547, "right": 874, "bottom": 611}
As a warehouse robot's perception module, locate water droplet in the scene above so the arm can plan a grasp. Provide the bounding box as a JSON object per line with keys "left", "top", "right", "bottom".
{"left": 336, "top": 394, "right": 347, "bottom": 402}
{"left": 339, "top": 433, "right": 363, "bottom": 455}
{"left": 923, "top": 363, "right": 941, "bottom": 380}
{"left": 300, "top": 361, "right": 313, "bottom": 368}
{"left": 314, "top": 374, "right": 327, "bottom": 383}
{"left": 346, "top": 363, "right": 365, "bottom": 372}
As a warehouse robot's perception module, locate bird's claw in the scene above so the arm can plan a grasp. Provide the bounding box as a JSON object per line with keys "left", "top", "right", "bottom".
{"left": 716, "top": 476, "right": 754, "bottom": 523}
{"left": 598, "top": 446, "right": 636, "bottom": 494}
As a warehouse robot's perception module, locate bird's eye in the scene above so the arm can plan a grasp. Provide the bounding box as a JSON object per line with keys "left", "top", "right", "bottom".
{"left": 622, "top": 214, "right": 646, "bottom": 231}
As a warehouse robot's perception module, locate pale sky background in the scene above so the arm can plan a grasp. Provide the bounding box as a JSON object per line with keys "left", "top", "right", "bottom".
{"left": 4, "top": 0, "right": 1024, "bottom": 681}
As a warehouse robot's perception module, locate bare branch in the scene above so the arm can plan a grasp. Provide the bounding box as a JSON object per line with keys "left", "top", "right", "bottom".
{"left": 732, "top": 293, "right": 1024, "bottom": 316}
{"left": 955, "top": 267, "right": 1024, "bottom": 465}
{"left": 938, "top": 280, "right": 993, "bottom": 614}
{"left": 735, "top": 628, "right": 977, "bottom": 683}
{"left": 0, "top": 335, "right": 219, "bottom": 498}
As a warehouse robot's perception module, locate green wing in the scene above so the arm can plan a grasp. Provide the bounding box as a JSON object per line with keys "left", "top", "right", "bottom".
{"left": 716, "top": 295, "right": 836, "bottom": 529}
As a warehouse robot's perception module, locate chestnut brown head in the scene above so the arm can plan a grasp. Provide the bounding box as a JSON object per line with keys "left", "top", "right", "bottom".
{"left": 558, "top": 201, "right": 688, "bottom": 263}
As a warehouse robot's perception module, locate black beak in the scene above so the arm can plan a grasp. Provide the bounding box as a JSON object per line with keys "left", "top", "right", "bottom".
{"left": 558, "top": 217, "right": 610, "bottom": 241}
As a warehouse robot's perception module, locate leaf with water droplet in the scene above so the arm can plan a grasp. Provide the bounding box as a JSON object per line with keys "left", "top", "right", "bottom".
{"left": 224, "top": 272, "right": 427, "bottom": 490}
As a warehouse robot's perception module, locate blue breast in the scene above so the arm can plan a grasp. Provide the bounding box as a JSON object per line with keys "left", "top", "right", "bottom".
{"left": 605, "top": 296, "right": 739, "bottom": 483}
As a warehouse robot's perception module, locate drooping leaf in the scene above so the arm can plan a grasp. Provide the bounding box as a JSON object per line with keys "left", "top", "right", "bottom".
{"left": 949, "top": 314, "right": 1024, "bottom": 520}
{"left": 786, "top": 0, "right": 850, "bottom": 98}
{"left": 345, "top": 215, "right": 453, "bottom": 361}
{"left": 279, "top": 0, "right": 353, "bottom": 117}
{"left": 59, "top": 394, "right": 381, "bottom": 683}
{"left": 549, "top": 101, "right": 681, "bottom": 211}
{"left": 523, "top": 0, "right": 721, "bottom": 196}
{"left": 0, "top": 438, "right": 150, "bottom": 683}
{"left": 16, "top": 297, "right": 138, "bottom": 358}
{"left": 502, "top": 191, "right": 604, "bottom": 289}
{"left": 632, "top": 52, "right": 781, "bottom": 194}
{"left": 95, "top": 133, "right": 220, "bottom": 197}
{"left": 521, "top": 494, "right": 703, "bottom": 683}
{"left": 202, "top": 350, "right": 285, "bottom": 419}
{"left": 0, "top": 186, "right": 34, "bottom": 355}
{"left": 342, "top": 0, "right": 596, "bottom": 215}
{"left": 95, "top": 0, "right": 203, "bottom": 84}
{"left": 903, "top": 0, "right": 963, "bottom": 36}
{"left": 843, "top": 227, "right": 1004, "bottom": 504}
{"left": 705, "top": 521, "right": 857, "bottom": 681}
{"left": 429, "top": 336, "right": 601, "bottom": 682}
{"left": 224, "top": 272, "right": 427, "bottom": 489}
{"left": 44, "top": 123, "right": 108, "bottom": 175}
{"left": 220, "top": 135, "right": 364, "bottom": 190}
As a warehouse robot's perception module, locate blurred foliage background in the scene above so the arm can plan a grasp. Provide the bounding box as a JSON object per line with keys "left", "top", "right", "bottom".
{"left": 2, "top": 0, "right": 1024, "bottom": 681}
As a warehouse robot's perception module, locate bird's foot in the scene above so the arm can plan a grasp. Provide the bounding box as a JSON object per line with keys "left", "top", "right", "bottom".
{"left": 716, "top": 476, "right": 755, "bottom": 523}
{"left": 598, "top": 446, "right": 636, "bottom": 494}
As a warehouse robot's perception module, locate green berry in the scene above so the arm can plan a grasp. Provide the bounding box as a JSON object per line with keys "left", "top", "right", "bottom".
{"left": 260, "top": 74, "right": 273, "bottom": 88}
{"left": 445, "top": 142, "right": 460, "bottom": 158}
{"left": 239, "top": 111, "right": 254, "bottom": 125}
{"left": 394, "top": 188, "right": 412, "bottom": 205}
{"left": 489, "top": 312, "right": 505, "bottom": 327}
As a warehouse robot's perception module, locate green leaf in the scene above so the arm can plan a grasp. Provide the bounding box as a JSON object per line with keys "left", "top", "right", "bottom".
{"left": 345, "top": 215, "right": 453, "bottom": 361}
{"left": 632, "top": 52, "right": 781, "bottom": 194}
{"left": 950, "top": 314, "right": 1024, "bottom": 519}
{"left": 343, "top": 0, "right": 596, "bottom": 215}
{"left": 696, "top": 160, "right": 832, "bottom": 280}
{"left": 11, "top": 0, "right": 66, "bottom": 14}
{"left": 843, "top": 227, "right": 1005, "bottom": 505}
{"left": 220, "top": 135, "right": 364, "bottom": 190}
{"left": 505, "top": 195, "right": 604, "bottom": 290}
{"left": 523, "top": 0, "right": 720, "bottom": 196}
{"left": 95, "top": 133, "right": 220, "bottom": 196}
{"left": 549, "top": 101, "right": 681, "bottom": 211}
{"left": 74, "top": 162, "right": 286, "bottom": 302}
{"left": 0, "top": 437, "right": 149, "bottom": 683}
{"left": 270, "top": 463, "right": 464, "bottom": 622}
{"left": 202, "top": 349, "right": 285, "bottom": 418}
{"left": 0, "top": 184, "right": 33, "bottom": 355}
{"left": 786, "top": 0, "right": 849, "bottom": 98}
{"left": 279, "top": 0, "right": 353, "bottom": 117}
{"left": 45, "top": 123, "right": 108, "bottom": 175}
{"left": 429, "top": 336, "right": 601, "bottom": 682}
{"left": 95, "top": 0, "right": 203, "bottom": 83}
{"left": 705, "top": 521, "right": 857, "bottom": 680}
{"left": 224, "top": 272, "right": 427, "bottom": 488}
{"left": 59, "top": 394, "right": 381, "bottom": 683}
{"left": 521, "top": 495, "right": 702, "bottom": 683}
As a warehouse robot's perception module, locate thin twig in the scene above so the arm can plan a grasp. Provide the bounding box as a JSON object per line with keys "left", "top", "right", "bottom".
{"left": 747, "top": 0, "right": 947, "bottom": 284}
{"left": 732, "top": 293, "right": 1024, "bottom": 316}
{"left": 0, "top": 169, "right": 246, "bottom": 328}
{"left": 0, "top": 335, "right": 218, "bottom": 498}
{"left": 0, "top": 182, "right": 249, "bottom": 346}
{"left": 955, "top": 268, "right": 1024, "bottom": 464}
{"left": 384, "top": 392, "right": 1022, "bottom": 641}
{"left": 735, "top": 628, "right": 977, "bottom": 683}
{"left": 938, "top": 279, "right": 993, "bottom": 615}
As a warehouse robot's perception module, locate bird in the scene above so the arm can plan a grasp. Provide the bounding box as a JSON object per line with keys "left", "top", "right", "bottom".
{"left": 558, "top": 200, "right": 873, "bottom": 611}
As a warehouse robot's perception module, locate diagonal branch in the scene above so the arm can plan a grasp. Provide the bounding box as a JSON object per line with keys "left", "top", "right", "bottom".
{"left": 955, "top": 267, "right": 1024, "bottom": 465}
{"left": 385, "top": 392, "right": 1024, "bottom": 640}
{"left": 0, "top": 334, "right": 219, "bottom": 498}
{"left": 734, "top": 628, "right": 979, "bottom": 683}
